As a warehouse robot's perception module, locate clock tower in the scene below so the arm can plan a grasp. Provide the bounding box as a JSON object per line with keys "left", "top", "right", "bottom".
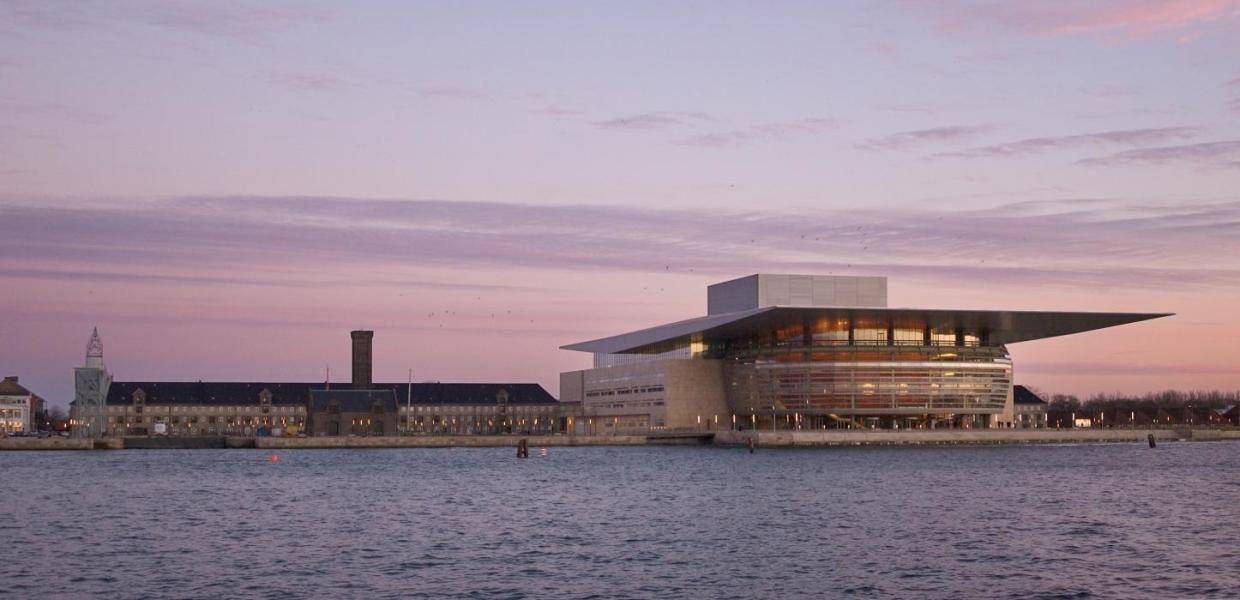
{"left": 72, "top": 328, "right": 112, "bottom": 439}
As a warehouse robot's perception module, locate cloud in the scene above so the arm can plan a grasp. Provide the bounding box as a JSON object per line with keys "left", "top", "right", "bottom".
{"left": 530, "top": 106, "right": 585, "bottom": 117}
{"left": 266, "top": 72, "right": 347, "bottom": 92}
{"left": 412, "top": 86, "right": 487, "bottom": 100}
{"left": 930, "top": 127, "right": 1200, "bottom": 159}
{"left": 1226, "top": 77, "right": 1240, "bottom": 113}
{"left": 856, "top": 125, "right": 995, "bottom": 151}
{"left": 592, "top": 111, "right": 713, "bottom": 132}
{"left": 675, "top": 118, "right": 835, "bottom": 148}
{"left": 3, "top": 194, "right": 1239, "bottom": 292}
{"left": 0, "top": 97, "right": 106, "bottom": 124}
{"left": 0, "top": 266, "right": 530, "bottom": 292}
{"left": 1079, "top": 84, "right": 1139, "bottom": 98}
{"left": 0, "top": 1, "right": 320, "bottom": 43}
{"left": 138, "top": 2, "right": 319, "bottom": 41}
{"left": 1049, "top": 0, "right": 1239, "bottom": 36}
{"left": 1077, "top": 140, "right": 1240, "bottom": 167}
{"left": 920, "top": 0, "right": 1240, "bottom": 38}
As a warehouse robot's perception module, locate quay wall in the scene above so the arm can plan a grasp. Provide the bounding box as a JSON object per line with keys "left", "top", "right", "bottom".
{"left": 5, "top": 430, "right": 1239, "bottom": 450}
{"left": 256, "top": 435, "right": 647, "bottom": 449}
{"left": 713, "top": 428, "right": 1240, "bottom": 447}
{"left": 0, "top": 437, "right": 97, "bottom": 451}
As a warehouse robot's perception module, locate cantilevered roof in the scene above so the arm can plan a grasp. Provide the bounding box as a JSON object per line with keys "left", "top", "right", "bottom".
{"left": 561, "top": 306, "right": 1171, "bottom": 354}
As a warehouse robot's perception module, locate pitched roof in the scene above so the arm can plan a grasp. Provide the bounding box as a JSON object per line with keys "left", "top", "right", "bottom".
{"left": 105, "top": 381, "right": 559, "bottom": 406}
{"left": 106, "top": 382, "right": 313, "bottom": 406}
{"left": 1014, "top": 385, "right": 1047, "bottom": 405}
{"left": 309, "top": 389, "right": 397, "bottom": 412}
{"left": 0, "top": 377, "right": 41, "bottom": 398}
{"left": 372, "top": 383, "right": 558, "bottom": 406}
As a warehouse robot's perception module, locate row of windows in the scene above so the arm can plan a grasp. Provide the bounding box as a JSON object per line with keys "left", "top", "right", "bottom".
{"left": 111, "top": 416, "right": 305, "bottom": 426}
{"left": 585, "top": 385, "right": 665, "bottom": 398}
{"left": 402, "top": 405, "right": 559, "bottom": 414}
{"left": 598, "top": 400, "right": 665, "bottom": 410}
{"left": 109, "top": 405, "right": 305, "bottom": 414}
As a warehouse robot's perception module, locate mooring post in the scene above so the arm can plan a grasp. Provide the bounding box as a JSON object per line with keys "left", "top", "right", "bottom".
{"left": 1147, "top": 433, "right": 1156, "bottom": 449}
{"left": 517, "top": 438, "right": 529, "bottom": 458}
{"left": 748, "top": 435, "right": 755, "bottom": 454}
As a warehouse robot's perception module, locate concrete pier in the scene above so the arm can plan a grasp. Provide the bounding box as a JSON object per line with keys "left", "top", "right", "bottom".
{"left": 712, "top": 428, "right": 1240, "bottom": 448}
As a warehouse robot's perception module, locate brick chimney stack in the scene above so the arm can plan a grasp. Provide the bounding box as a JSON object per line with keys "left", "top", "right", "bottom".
{"left": 351, "top": 330, "right": 374, "bottom": 390}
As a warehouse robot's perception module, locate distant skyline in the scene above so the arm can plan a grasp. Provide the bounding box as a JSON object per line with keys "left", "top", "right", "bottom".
{"left": 3, "top": 1, "right": 1239, "bottom": 407}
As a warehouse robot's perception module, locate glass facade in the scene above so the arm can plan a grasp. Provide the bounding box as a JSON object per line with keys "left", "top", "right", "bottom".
{"left": 593, "top": 338, "right": 704, "bottom": 368}
{"left": 591, "top": 316, "right": 1012, "bottom": 423}
{"left": 723, "top": 346, "right": 1011, "bottom": 417}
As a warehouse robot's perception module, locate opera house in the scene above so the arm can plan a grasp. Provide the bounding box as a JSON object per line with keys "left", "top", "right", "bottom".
{"left": 560, "top": 274, "right": 1169, "bottom": 432}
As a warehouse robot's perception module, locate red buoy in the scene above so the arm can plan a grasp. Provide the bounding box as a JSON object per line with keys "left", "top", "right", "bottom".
{"left": 270, "top": 453, "right": 279, "bottom": 462}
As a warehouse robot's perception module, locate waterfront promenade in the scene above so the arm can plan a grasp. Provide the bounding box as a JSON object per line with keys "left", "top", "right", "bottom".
{"left": 4, "top": 428, "right": 1239, "bottom": 450}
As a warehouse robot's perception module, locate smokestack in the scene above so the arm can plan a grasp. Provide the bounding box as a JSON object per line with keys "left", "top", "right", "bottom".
{"left": 351, "top": 330, "right": 374, "bottom": 390}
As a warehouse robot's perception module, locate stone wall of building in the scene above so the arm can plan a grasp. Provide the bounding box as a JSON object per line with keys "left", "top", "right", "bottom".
{"left": 663, "top": 359, "right": 728, "bottom": 430}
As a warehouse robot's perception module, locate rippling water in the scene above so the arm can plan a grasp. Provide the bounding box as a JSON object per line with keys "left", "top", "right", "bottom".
{"left": 2, "top": 442, "right": 1238, "bottom": 599}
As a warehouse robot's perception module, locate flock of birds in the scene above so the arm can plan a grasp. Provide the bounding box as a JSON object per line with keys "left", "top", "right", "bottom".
{"left": 411, "top": 223, "right": 992, "bottom": 327}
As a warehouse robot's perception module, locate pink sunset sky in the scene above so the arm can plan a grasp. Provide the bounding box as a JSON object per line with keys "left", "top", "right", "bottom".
{"left": 2, "top": 1, "right": 1239, "bottom": 407}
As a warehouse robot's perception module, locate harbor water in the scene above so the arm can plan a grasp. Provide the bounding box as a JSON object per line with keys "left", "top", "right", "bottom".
{"left": 2, "top": 442, "right": 1237, "bottom": 599}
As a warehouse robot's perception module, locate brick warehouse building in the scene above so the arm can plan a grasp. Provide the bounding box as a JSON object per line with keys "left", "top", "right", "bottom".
{"left": 72, "top": 330, "right": 565, "bottom": 437}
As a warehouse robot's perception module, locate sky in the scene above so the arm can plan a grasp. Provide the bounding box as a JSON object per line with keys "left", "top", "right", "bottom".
{"left": 2, "top": 0, "right": 1240, "bottom": 408}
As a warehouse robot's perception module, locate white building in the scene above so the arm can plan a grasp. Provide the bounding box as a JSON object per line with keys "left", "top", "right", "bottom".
{"left": 0, "top": 376, "right": 44, "bottom": 434}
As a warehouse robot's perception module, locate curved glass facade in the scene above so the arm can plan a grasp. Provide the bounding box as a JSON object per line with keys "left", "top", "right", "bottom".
{"left": 722, "top": 346, "right": 1011, "bottom": 417}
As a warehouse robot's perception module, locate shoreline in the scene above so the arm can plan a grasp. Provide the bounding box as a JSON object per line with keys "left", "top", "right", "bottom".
{"left": 3, "top": 428, "right": 1239, "bottom": 451}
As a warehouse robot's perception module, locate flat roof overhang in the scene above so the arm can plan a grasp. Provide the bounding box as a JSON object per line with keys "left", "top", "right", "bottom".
{"left": 561, "top": 306, "right": 1172, "bottom": 354}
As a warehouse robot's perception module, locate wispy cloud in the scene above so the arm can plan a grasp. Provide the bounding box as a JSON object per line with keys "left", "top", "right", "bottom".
{"left": 1077, "top": 140, "right": 1240, "bottom": 167}
{"left": 676, "top": 118, "right": 835, "bottom": 148}
{"left": 1079, "top": 83, "right": 1139, "bottom": 98}
{"left": 0, "top": 265, "right": 529, "bottom": 292}
{"left": 921, "top": 0, "right": 1240, "bottom": 39}
{"left": 592, "top": 111, "right": 713, "bottom": 132}
{"left": 930, "top": 127, "right": 1200, "bottom": 159}
{"left": 3, "top": 194, "right": 1238, "bottom": 291}
{"left": 0, "top": 96, "right": 106, "bottom": 124}
{"left": 856, "top": 125, "right": 994, "bottom": 152}
{"left": 412, "top": 86, "right": 488, "bottom": 100}
{"left": 0, "top": 1, "right": 320, "bottom": 43}
{"left": 139, "top": 2, "right": 319, "bottom": 42}
{"left": 266, "top": 71, "right": 348, "bottom": 92}
{"left": 1227, "top": 78, "right": 1240, "bottom": 113}
{"left": 530, "top": 106, "right": 585, "bottom": 117}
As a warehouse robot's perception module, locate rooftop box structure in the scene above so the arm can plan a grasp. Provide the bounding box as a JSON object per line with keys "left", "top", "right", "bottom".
{"left": 707, "top": 274, "right": 887, "bottom": 315}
